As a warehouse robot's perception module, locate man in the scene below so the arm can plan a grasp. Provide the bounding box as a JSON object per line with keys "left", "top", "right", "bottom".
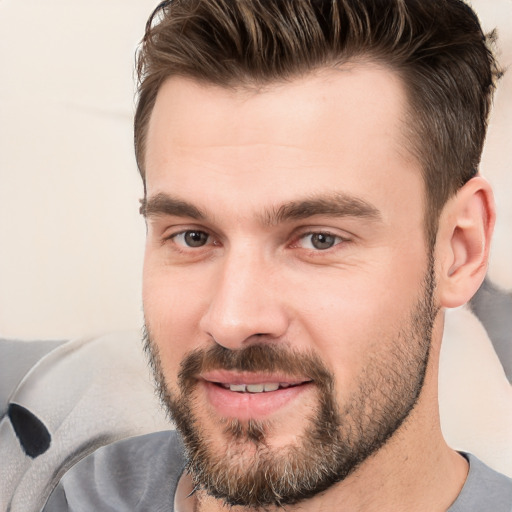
{"left": 43, "top": 0, "right": 512, "bottom": 510}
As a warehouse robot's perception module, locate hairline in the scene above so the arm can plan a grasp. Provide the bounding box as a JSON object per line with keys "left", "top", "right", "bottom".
{"left": 137, "top": 55, "right": 416, "bottom": 176}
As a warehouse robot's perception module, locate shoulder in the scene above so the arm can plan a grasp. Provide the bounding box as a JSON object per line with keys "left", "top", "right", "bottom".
{"left": 42, "top": 430, "right": 185, "bottom": 512}
{"left": 449, "top": 453, "right": 512, "bottom": 512}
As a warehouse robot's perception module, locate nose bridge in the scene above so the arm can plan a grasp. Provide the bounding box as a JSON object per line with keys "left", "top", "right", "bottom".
{"left": 200, "top": 241, "right": 288, "bottom": 349}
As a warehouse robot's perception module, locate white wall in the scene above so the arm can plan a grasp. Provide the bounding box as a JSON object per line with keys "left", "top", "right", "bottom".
{"left": 475, "top": 1, "right": 512, "bottom": 288}
{"left": 0, "top": 0, "right": 156, "bottom": 339}
{"left": 0, "top": 0, "right": 511, "bottom": 340}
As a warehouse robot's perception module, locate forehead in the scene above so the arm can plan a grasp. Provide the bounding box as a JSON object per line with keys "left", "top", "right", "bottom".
{"left": 144, "top": 64, "right": 422, "bottom": 218}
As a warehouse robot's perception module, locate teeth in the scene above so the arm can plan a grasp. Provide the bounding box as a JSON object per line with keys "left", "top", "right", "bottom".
{"left": 246, "top": 384, "right": 264, "bottom": 393}
{"left": 226, "top": 383, "right": 287, "bottom": 393}
{"left": 229, "top": 384, "right": 247, "bottom": 392}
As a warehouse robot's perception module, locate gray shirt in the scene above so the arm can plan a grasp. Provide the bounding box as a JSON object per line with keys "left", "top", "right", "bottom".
{"left": 42, "top": 430, "right": 512, "bottom": 511}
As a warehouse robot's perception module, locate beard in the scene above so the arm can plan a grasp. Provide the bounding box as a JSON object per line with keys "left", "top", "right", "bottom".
{"left": 143, "top": 257, "right": 438, "bottom": 510}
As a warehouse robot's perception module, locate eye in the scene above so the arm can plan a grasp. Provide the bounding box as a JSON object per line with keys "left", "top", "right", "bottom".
{"left": 298, "top": 232, "right": 343, "bottom": 250}
{"left": 172, "top": 230, "right": 210, "bottom": 248}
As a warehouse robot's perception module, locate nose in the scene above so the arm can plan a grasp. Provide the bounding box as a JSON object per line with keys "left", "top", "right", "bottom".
{"left": 199, "top": 248, "right": 290, "bottom": 350}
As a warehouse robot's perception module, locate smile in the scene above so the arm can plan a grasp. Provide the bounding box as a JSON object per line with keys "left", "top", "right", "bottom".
{"left": 200, "top": 373, "right": 314, "bottom": 420}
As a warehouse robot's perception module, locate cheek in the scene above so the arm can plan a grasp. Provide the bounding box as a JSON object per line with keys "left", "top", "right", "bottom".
{"left": 296, "top": 292, "right": 391, "bottom": 388}
{"left": 142, "top": 258, "right": 210, "bottom": 380}
{"left": 292, "top": 256, "right": 427, "bottom": 387}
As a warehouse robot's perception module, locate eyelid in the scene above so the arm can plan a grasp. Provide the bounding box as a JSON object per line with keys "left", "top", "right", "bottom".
{"left": 160, "top": 222, "right": 211, "bottom": 239}
{"left": 292, "top": 227, "right": 350, "bottom": 241}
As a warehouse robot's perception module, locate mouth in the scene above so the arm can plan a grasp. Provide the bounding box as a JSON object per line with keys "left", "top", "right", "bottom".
{"left": 199, "top": 372, "right": 313, "bottom": 420}
{"left": 215, "top": 382, "right": 305, "bottom": 393}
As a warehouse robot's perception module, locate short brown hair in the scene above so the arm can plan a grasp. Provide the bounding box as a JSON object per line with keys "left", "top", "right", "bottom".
{"left": 135, "top": 0, "right": 500, "bottom": 244}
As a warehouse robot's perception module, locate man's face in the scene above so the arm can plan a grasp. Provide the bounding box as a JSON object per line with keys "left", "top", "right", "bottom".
{"left": 142, "top": 64, "right": 438, "bottom": 507}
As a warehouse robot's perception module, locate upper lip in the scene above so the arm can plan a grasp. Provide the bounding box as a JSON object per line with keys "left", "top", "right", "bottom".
{"left": 200, "top": 370, "right": 311, "bottom": 386}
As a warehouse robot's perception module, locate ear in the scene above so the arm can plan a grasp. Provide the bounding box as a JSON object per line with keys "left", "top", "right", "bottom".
{"left": 435, "top": 176, "right": 495, "bottom": 308}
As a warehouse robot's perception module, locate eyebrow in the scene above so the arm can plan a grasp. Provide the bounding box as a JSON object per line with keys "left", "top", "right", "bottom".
{"left": 263, "top": 193, "right": 381, "bottom": 226}
{"left": 140, "top": 193, "right": 206, "bottom": 220}
{"left": 140, "top": 192, "right": 381, "bottom": 225}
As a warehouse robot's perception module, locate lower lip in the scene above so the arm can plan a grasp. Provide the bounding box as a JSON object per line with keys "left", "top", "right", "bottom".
{"left": 202, "top": 381, "right": 313, "bottom": 421}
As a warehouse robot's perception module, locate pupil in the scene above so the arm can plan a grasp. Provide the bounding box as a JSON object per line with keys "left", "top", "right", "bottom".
{"left": 185, "top": 231, "right": 207, "bottom": 247}
{"left": 312, "top": 233, "right": 335, "bottom": 250}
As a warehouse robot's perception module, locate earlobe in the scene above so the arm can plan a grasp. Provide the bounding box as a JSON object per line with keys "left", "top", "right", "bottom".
{"left": 436, "top": 176, "right": 495, "bottom": 309}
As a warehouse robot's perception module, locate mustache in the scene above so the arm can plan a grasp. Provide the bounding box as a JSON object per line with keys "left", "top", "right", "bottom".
{"left": 178, "top": 343, "right": 334, "bottom": 391}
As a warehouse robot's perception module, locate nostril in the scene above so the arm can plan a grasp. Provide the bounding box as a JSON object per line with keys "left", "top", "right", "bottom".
{"left": 8, "top": 403, "right": 52, "bottom": 458}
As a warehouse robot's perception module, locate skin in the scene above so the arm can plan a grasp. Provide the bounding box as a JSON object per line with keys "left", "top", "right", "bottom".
{"left": 142, "top": 63, "right": 495, "bottom": 511}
